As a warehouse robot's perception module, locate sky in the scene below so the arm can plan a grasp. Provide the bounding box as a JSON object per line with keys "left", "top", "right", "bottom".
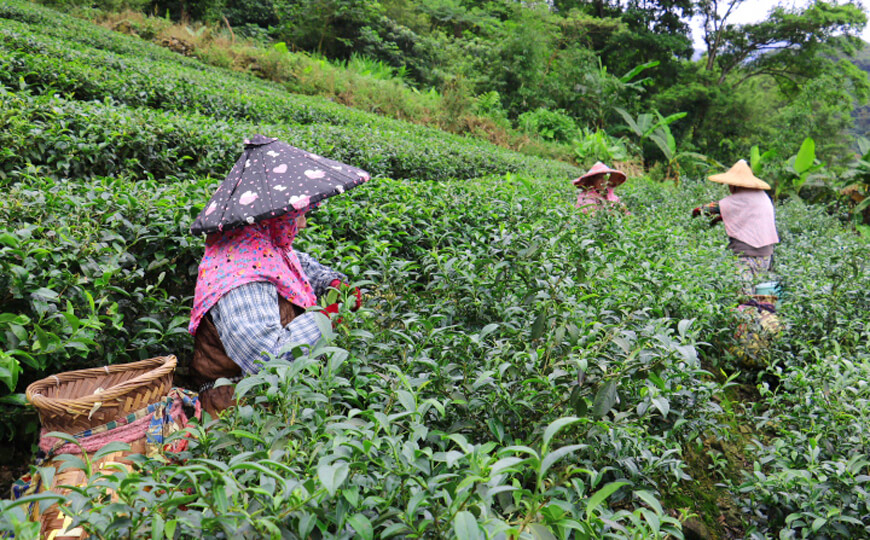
{"left": 689, "top": 0, "right": 870, "bottom": 50}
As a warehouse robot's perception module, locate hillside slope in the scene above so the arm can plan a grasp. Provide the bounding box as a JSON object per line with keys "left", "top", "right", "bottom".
{"left": 0, "top": 3, "right": 869, "bottom": 539}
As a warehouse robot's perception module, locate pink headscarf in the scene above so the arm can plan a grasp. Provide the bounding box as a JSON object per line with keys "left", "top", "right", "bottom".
{"left": 719, "top": 189, "right": 779, "bottom": 248}
{"left": 575, "top": 187, "right": 621, "bottom": 214}
{"left": 188, "top": 211, "right": 317, "bottom": 335}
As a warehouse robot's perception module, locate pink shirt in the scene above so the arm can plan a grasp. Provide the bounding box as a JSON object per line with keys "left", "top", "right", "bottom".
{"left": 719, "top": 189, "right": 779, "bottom": 248}
{"left": 575, "top": 188, "right": 621, "bottom": 214}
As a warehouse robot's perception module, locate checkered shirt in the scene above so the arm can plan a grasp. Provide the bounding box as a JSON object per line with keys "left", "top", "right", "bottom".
{"left": 211, "top": 281, "right": 323, "bottom": 374}
{"left": 296, "top": 250, "right": 347, "bottom": 296}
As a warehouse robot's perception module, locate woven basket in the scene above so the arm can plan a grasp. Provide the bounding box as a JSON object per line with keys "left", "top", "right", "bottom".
{"left": 34, "top": 444, "right": 144, "bottom": 540}
{"left": 24, "top": 356, "right": 181, "bottom": 540}
{"left": 26, "top": 355, "right": 177, "bottom": 437}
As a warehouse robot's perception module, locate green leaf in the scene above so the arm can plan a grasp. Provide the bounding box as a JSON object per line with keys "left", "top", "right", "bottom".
{"left": 396, "top": 390, "right": 416, "bottom": 412}
{"left": 453, "top": 510, "right": 481, "bottom": 540}
{"left": 318, "top": 462, "right": 349, "bottom": 496}
{"left": 585, "top": 481, "right": 630, "bottom": 519}
{"left": 619, "top": 60, "right": 659, "bottom": 84}
{"left": 213, "top": 484, "right": 229, "bottom": 514}
{"left": 592, "top": 380, "right": 618, "bottom": 418}
{"left": 165, "top": 520, "right": 177, "bottom": 539}
{"left": 0, "top": 352, "right": 22, "bottom": 392}
{"left": 531, "top": 308, "right": 547, "bottom": 340}
{"left": 490, "top": 456, "right": 528, "bottom": 476}
{"left": 0, "top": 233, "right": 19, "bottom": 248}
{"left": 346, "top": 513, "right": 373, "bottom": 540}
{"left": 528, "top": 523, "right": 558, "bottom": 540}
{"left": 93, "top": 441, "right": 132, "bottom": 461}
{"left": 634, "top": 489, "right": 663, "bottom": 515}
{"left": 794, "top": 137, "right": 816, "bottom": 174}
{"left": 651, "top": 397, "right": 670, "bottom": 418}
{"left": 750, "top": 146, "right": 761, "bottom": 172}
{"left": 152, "top": 514, "right": 165, "bottom": 540}
{"left": 32, "top": 287, "right": 59, "bottom": 300}
{"left": 540, "top": 444, "right": 586, "bottom": 479}
{"left": 542, "top": 417, "right": 581, "bottom": 451}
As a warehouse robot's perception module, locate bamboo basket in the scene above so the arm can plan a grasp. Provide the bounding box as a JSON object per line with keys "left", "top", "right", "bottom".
{"left": 24, "top": 356, "right": 179, "bottom": 540}
{"left": 27, "top": 356, "right": 176, "bottom": 434}
{"left": 35, "top": 445, "right": 143, "bottom": 540}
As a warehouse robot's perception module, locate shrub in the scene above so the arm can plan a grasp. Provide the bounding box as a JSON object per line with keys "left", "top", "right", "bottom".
{"left": 518, "top": 107, "right": 577, "bottom": 143}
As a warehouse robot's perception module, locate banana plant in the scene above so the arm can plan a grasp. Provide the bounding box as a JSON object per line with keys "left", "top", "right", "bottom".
{"left": 750, "top": 144, "right": 777, "bottom": 175}
{"left": 646, "top": 111, "right": 710, "bottom": 184}
{"left": 782, "top": 137, "right": 825, "bottom": 199}
{"left": 840, "top": 136, "right": 870, "bottom": 229}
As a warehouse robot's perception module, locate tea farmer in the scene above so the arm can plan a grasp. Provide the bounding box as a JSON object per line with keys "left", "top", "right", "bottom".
{"left": 188, "top": 210, "right": 361, "bottom": 414}
{"left": 692, "top": 159, "right": 779, "bottom": 287}
{"left": 572, "top": 162, "right": 627, "bottom": 214}
{"left": 187, "top": 135, "right": 369, "bottom": 415}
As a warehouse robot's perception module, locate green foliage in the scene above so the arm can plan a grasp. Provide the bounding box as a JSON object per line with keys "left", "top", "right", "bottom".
{"left": 786, "top": 137, "right": 823, "bottom": 196}
{"left": 271, "top": 0, "right": 383, "bottom": 58}
{"left": 518, "top": 107, "right": 577, "bottom": 143}
{"left": 840, "top": 137, "right": 870, "bottom": 225}
{"left": 1, "top": 3, "right": 870, "bottom": 537}
{"left": 572, "top": 128, "right": 630, "bottom": 168}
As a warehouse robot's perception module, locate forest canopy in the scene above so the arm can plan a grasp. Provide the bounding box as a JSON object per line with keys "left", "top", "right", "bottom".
{"left": 136, "top": 0, "right": 869, "bottom": 159}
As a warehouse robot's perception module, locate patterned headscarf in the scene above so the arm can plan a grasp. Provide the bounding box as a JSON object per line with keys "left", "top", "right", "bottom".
{"left": 189, "top": 211, "right": 317, "bottom": 334}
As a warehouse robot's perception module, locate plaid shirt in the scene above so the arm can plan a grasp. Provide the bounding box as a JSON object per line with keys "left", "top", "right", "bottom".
{"left": 296, "top": 250, "right": 347, "bottom": 296}
{"left": 211, "top": 251, "right": 345, "bottom": 374}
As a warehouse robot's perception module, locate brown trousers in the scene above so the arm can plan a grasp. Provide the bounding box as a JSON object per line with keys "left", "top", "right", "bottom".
{"left": 191, "top": 296, "right": 303, "bottom": 416}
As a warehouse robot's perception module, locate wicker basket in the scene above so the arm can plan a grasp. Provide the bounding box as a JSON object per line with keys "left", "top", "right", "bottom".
{"left": 34, "top": 444, "right": 143, "bottom": 540}
{"left": 24, "top": 356, "right": 180, "bottom": 540}
{"left": 26, "top": 356, "right": 177, "bottom": 434}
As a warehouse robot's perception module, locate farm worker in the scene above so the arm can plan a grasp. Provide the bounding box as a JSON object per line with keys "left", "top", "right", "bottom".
{"left": 572, "top": 162, "right": 627, "bottom": 214}
{"left": 187, "top": 210, "right": 361, "bottom": 415}
{"left": 692, "top": 159, "right": 779, "bottom": 287}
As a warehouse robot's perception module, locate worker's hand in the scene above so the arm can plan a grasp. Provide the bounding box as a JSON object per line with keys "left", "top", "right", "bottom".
{"left": 330, "top": 279, "right": 362, "bottom": 311}
{"left": 709, "top": 215, "right": 723, "bottom": 226}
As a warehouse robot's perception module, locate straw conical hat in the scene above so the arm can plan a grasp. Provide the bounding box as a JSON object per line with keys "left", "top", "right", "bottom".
{"left": 709, "top": 159, "right": 770, "bottom": 190}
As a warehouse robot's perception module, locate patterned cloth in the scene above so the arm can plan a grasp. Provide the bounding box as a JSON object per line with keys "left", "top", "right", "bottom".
{"left": 12, "top": 389, "right": 200, "bottom": 516}
{"left": 211, "top": 281, "right": 325, "bottom": 373}
{"left": 733, "top": 298, "right": 783, "bottom": 368}
{"left": 575, "top": 187, "right": 621, "bottom": 214}
{"left": 189, "top": 212, "right": 316, "bottom": 335}
{"left": 735, "top": 255, "right": 773, "bottom": 293}
{"left": 37, "top": 388, "right": 201, "bottom": 459}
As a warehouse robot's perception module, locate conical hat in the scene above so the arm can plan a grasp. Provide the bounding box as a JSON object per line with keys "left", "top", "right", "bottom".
{"left": 572, "top": 161, "right": 626, "bottom": 187}
{"left": 709, "top": 160, "right": 770, "bottom": 190}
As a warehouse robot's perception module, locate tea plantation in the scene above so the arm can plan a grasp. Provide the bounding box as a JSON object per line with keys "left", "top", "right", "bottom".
{"left": 1, "top": 2, "right": 869, "bottom": 538}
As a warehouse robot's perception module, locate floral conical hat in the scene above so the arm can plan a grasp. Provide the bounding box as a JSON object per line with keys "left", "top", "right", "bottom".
{"left": 572, "top": 162, "right": 626, "bottom": 187}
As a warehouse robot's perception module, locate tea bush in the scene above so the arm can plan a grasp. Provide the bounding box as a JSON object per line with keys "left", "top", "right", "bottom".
{"left": 1, "top": 4, "right": 870, "bottom": 537}
{"left": 0, "top": 88, "right": 577, "bottom": 183}
{"left": 0, "top": 1, "right": 578, "bottom": 180}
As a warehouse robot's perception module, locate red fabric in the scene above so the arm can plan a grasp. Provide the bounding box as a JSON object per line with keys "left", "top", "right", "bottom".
{"left": 329, "top": 279, "right": 362, "bottom": 311}
{"left": 39, "top": 414, "right": 153, "bottom": 455}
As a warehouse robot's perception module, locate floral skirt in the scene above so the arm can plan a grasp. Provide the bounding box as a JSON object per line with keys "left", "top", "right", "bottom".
{"left": 735, "top": 255, "right": 772, "bottom": 293}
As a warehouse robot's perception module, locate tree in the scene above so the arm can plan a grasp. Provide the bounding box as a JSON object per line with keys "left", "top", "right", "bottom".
{"left": 272, "top": 0, "right": 384, "bottom": 57}
{"left": 697, "top": 0, "right": 867, "bottom": 91}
